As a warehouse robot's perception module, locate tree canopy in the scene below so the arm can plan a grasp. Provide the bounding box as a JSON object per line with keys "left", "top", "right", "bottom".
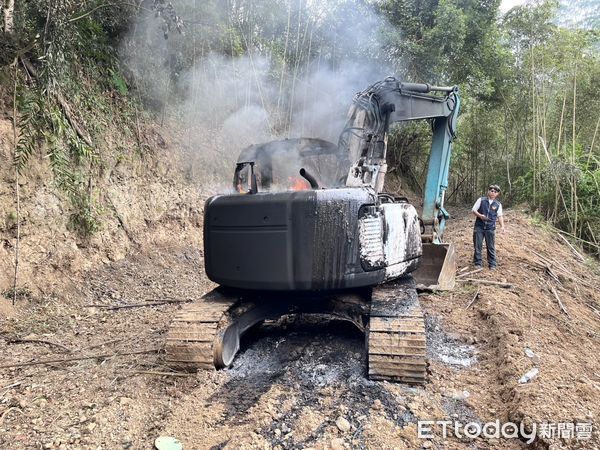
{"left": 1, "top": 0, "right": 599, "bottom": 253}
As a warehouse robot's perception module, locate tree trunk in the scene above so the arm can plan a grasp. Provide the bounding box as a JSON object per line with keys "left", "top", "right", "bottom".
{"left": 3, "top": 0, "right": 15, "bottom": 34}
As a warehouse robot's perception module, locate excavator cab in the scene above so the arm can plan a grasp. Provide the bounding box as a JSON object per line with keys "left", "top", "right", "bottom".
{"left": 233, "top": 138, "right": 351, "bottom": 193}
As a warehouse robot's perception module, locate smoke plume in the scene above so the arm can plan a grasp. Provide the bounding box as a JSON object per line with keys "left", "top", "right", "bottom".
{"left": 120, "top": 0, "right": 398, "bottom": 192}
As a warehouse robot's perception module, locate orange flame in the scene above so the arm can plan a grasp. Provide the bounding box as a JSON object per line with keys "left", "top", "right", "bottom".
{"left": 289, "top": 177, "right": 310, "bottom": 191}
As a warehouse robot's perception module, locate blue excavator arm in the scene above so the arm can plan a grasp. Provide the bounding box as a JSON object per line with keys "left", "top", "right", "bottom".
{"left": 340, "top": 77, "right": 461, "bottom": 244}
{"left": 421, "top": 93, "right": 461, "bottom": 243}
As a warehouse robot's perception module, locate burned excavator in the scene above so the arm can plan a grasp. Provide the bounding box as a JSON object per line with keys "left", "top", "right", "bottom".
{"left": 166, "top": 77, "right": 460, "bottom": 384}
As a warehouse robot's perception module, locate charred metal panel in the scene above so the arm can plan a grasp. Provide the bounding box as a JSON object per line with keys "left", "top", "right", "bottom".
{"left": 310, "top": 188, "right": 380, "bottom": 290}
{"left": 357, "top": 202, "right": 421, "bottom": 280}
{"left": 380, "top": 203, "right": 422, "bottom": 280}
{"left": 204, "top": 188, "right": 384, "bottom": 291}
{"left": 358, "top": 206, "right": 385, "bottom": 270}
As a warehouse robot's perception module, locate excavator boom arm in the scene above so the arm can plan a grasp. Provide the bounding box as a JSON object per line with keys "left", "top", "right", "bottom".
{"left": 341, "top": 77, "right": 460, "bottom": 243}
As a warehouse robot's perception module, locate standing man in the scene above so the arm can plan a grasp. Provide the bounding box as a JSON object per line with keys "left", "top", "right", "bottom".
{"left": 472, "top": 184, "right": 505, "bottom": 270}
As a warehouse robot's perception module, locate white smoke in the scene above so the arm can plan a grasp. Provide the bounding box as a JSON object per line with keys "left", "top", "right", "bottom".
{"left": 222, "top": 105, "right": 272, "bottom": 151}
{"left": 288, "top": 61, "right": 388, "bottom": 141}
{"left": 120, "top": 0, "right": 399, "bottom": 192}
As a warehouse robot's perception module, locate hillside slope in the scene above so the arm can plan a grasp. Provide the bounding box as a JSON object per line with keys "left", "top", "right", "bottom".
{"left": 0, "top": 112, "right": 222, "bottom": 301}
{"left": 430, "top": 208, "right": 600, "bottom": 448}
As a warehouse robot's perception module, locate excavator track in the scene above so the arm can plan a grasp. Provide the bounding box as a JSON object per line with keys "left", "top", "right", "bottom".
{"left": 165, "top": 289, "right": 238, "bottom": 371}
{"left": 367, "top": 276, "right": 427, "bottom": 384}
{"left": 166, "top": 279, "right": 427, "bottom": 385}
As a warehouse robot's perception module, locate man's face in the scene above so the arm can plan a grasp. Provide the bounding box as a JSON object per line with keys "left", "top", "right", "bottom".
{"left": 488, "top": 188, "right": 499, "bottom": 199}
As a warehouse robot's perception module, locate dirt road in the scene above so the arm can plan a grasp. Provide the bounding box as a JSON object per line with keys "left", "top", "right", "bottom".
{"left": 1, "top": 208, "right": 599, "bottom": 449}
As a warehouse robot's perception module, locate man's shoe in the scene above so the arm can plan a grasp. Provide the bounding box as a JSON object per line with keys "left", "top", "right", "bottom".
{"left": 473, "top": 265, "right": 483, "bottom": 269}
{"left": 489, "top": 266, "right": 497, "bottom": 271}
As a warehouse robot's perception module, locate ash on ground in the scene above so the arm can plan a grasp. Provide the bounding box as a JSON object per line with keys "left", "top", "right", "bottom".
{"left": 214, "top": 315, "right": 417, "bottom": 447}
{"left": 425, "top": 314, "right": 477, "bottom": 368}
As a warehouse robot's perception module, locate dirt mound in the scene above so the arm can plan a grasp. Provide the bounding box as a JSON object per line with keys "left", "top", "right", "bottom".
{"left": 0, "top": 206, "right": 599, "bottom": 449}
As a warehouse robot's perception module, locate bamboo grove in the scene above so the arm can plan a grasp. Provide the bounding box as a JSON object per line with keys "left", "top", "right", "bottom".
{"left": 1, "top": 0, "right": 599, "bottom": 255}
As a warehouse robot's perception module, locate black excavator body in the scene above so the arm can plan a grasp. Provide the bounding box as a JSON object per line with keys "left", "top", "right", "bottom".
{"left": 204, "top": 188, "right": 420, "bottom": 292}
{"left": 166, "top": 79, "right": 461, "bottom": 384}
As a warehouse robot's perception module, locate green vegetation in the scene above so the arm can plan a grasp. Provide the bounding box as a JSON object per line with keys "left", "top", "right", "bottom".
{"left": 1, "top": 0, "right": 598, "bottom": 255}
{"left": 2, "top": 286, "right": 31, "bottom": 301}
{"left": 2, "top": 0, "right": 137, "bottom": 236}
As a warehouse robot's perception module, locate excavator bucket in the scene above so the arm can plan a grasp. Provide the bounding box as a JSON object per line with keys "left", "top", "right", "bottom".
{"left": 413, "top": 243, "right": 456, "bottom": 290}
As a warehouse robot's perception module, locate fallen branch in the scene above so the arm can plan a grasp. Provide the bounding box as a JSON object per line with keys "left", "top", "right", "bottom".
{"left": 465, "top": 288, "right": 481, "bottom": 309}
{"left": 531, "top": 250, "right": 553, "bottom": 265}
{"left": 457, "top": 268, "right": 483, "bottom": 279}
{"left": 543, "top": 265, "right": 562, "bottom": 285}
{"left": 55, "top": 92, "right": 93, "bottom": 147}
{"left": 7, "top": 338, "right": 71, "bottom": 353}
{"left": 131, "top": 370, "right": 192, "bottom": 378}
{"left": 556, "top": 233, "right": 585, "bottom": 262}
{"left": 588, "top": 303, "right": 600, "bottom": 316}
{"left": 81, "top": 338, "right": 125, "bottom": 350}
{"left": 550, "top": 286, "right": 570, "bottom": 317}
{"left": 556, "top": 228, "right": 600, "bottom": 251}
{"left": 529, "top": 308, "right": 533, "bottom": 330}
{"left": 0, "top": 380, "right": 23, "bottom": 391}
{"left": 0, "top": 348, "right": 160, "bottom": 369}
{"left": 526, "top": 259, "right": 547, "bottom": 270}
{"left": 530, "top": 250, "right": 586, "bottom": 285}
{"left": 457, "top": 279, "right": 513, "bottom": 289}
{"left": 85, "top": 299, "right": 192, "bottom": 310}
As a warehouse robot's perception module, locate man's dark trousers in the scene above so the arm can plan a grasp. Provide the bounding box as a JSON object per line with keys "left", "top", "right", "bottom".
{"left": 473, "top": 226, "right": 496, "bottom": 268}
